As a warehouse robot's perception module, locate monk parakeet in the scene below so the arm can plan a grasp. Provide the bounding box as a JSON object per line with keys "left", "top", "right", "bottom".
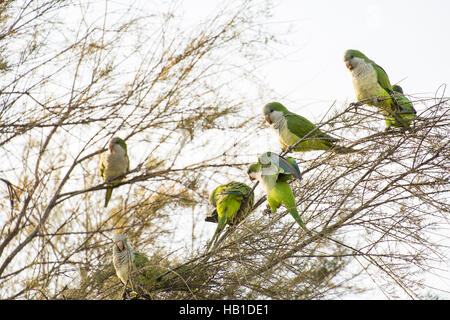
{"left": 263, "top": 102, "right": 355, "bottom": 153}
{"left": 389, "top": 84, "right": 416, "bottom": 128}
{"left": 247, "top": 152, "right": 310, "bottom": 234}
{"left": 343, "top": 49, "right": 416, "bottom": 129}
{"left": 112, "top": 233, "right": 149, "bottom": 299}
{"left": 206, "top": 181, "right": 254, "bottom": 246}
{"left": 100, "top": 137, "right": 130, "bottom": 207}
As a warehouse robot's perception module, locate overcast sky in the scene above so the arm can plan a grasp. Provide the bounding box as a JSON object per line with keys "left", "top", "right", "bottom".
{"left": 182, "top": 0, "right": 450, "bottom": 121}
{"left": 272, "top": 0, "right": 449, "bottom": 102}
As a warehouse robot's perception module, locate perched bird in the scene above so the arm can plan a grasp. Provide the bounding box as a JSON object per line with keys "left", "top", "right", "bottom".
{"left": 247, "top": 152, "right": 310, "bottom": 234}
{"left": 389, "top": 85, "right": 416, "bottom": 128}
{"left": 100, "top": 137, "right": 130, "bottom": 207}
{"left": 206, "top": 181, "right": 254, "bottom": 246}
{"left": 263, "top": 102, "right": 355, "bottom": 154}
{"left": 112, "top": 233, "right": 149, "bottom": 298}
{"left": 343, "top": 49, "right": 416, "bottom": 129}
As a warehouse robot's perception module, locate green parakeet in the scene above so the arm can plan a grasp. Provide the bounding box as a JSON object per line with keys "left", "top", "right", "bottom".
{"left": 112, "top": 233, "right": 149, "bottom": 298}
{"left": 343, "top": 49, "right": 416, "bottom": 129}
{"left": 388, "top": 84, "right": 416, "bottom": 128}
{"left": 247, "top": 152, "right": 310, "bottom": 234}
{"left": 207, "top": 181, "right": 254, "bottom": 244}
{"left": 263, "top": 102, "right": 355, "bottom": 153}
{"left": 100, "top": 137, "right": 130, "bottom": 207}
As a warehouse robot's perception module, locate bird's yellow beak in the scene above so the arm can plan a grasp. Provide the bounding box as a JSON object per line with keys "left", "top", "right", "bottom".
{"left": 116, "top": 241, "right": 124, "bottom": 251}
{"left": 264, "top": 114, "right": 272, "bottom": 124}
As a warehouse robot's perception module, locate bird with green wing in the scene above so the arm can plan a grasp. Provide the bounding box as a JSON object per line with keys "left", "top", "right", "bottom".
{"left": 263, "top": 102, "right": 355, "bottom": 154}
{"left": 112, "top": 233, "right": 150, "bottom": 299}
{"left": 206, "top": 181, "right": 254, "bottom": 248}
{"left": 388, "top": 84, "right": 416, "bottom": 128}
{"left": 100, "top": 137, "right": 130, "bottom": 207}
{"left": 247, "top": 152, "right": 310, "bottom": 234}
{"left": 343, "top": 49, "right": 416, "bottom": 130}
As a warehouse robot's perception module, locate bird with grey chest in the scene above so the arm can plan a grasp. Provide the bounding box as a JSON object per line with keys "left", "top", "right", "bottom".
{"left": 99, "top": 137, "right": 130, "bottom": 207}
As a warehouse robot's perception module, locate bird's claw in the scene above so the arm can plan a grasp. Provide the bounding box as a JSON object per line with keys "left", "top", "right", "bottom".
{"left": 349, "top": 102, "right": 360, "bottom": 112}
{"left": 263, "top": 204, "right": 272, "bottom": 215}
{"left": 105, "top": 177, "right": 112, "bottom": 183}
{"left": 121, "top": 287, "right": 131, "bottom": 300}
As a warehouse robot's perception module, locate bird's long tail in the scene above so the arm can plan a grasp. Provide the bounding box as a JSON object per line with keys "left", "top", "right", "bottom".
{"left": 206, "top": 201, "right": 243, "bottom": 251}
{"left": 332, "top": 145, "right": 361, "bottom": 154}
{"left": 287, "top": 205, "right": 312, "bottom": 236}
{"left": 206, "top": 213, "right": 227, "bottom": 251}
{"left": 104, "top": 187, "right": 113, "bottom": 208}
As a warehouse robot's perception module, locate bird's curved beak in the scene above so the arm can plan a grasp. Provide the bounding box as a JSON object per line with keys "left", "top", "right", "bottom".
{"left": 264, "top": 113, "right": 272, "bottom": 124}
{"left": 248, "top": 171, "right": 256, "bottom": 181}
{"left": 116, "top": 241, "right": 124, "bottom": 251}
{"left": 108, "top": 141, "right": 114, "bottom": 153}
{"left": 345, "top": 60, "right": 353, "bottom": 70}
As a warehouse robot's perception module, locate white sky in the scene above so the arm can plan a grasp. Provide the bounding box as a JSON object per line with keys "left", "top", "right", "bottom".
{"left": 183, "top": 0, "right": 450, "bottom": 119}
{"left": 272, "top": 0, "right": 449, "bottom": 97}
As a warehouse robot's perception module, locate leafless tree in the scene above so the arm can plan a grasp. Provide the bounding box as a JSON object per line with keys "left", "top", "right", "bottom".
{"left": 1, "top": 0, "right": 449, "bottom": 300}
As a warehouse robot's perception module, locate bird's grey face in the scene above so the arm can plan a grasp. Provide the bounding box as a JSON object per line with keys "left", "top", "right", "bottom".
{"left": 247, "top": 170, "right": 258, "bottom": 181}
{"left": 247, "top": 164, "right": 260, "bottom": 181}
{"left": 344, "top": 51, "right": 365, "bottom": 71}
{"left": 109, "top": 137, "right": 124, "bottom": 153}
{"left": 344, "top": 52, "right": 356, "bottom": 70}
{"left": 108, "top": 138, "right": 118, "bottom": 152}
{"left": 114, "top": 234, "right": 127, "bottom": 251}
{"left": 116, "top": 240, "right": 124, "bottom": 251}
{"left": 263, "top": 105, "right": 283, "bottom": 125}
{"left": 263, "top": 105, "right": 273, "bottom": 124}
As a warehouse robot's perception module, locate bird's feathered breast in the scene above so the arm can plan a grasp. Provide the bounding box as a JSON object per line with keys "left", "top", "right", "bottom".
{"left": 101, "top": 150, "right": 129, "bottom": 180}
{"left": 351, "top": 60, "right": 386, "bottom": 100}
{"left": 113, "top": 244, "right": 135, "bottom": 283}
{"left": 271, "top": 114, "right": 300, "bottom": 147}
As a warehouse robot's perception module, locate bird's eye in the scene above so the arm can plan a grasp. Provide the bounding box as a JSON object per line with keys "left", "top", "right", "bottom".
{"left": 350, "top": 55, "right": 354, "bottom": 59}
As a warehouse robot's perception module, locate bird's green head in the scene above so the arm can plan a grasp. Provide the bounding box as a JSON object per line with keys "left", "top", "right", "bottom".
{"left": 343, "top": 49, "right": 370, "bottom": 70}
{"left": 109, "top": 137, "right": 127, "bottom": 153}
{"left": 263, "top": 102, "right": 288, "bottom": 124}
{"left": 392, "top": 84, "right": 404, "bottom": 93}
{"left": 247, "top": 162, "right": 261, "bottom": 181}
